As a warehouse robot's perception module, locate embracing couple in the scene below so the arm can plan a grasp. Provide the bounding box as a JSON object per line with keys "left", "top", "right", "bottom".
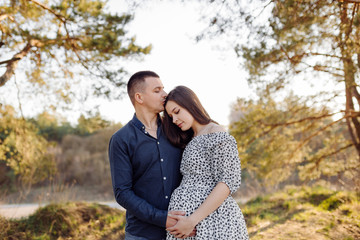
{"left": 108, "top": 71, "right": 249, "bottom": 240}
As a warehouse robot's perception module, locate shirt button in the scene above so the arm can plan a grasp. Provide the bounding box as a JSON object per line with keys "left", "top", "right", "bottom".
{"left": 165, "top": 196, "right": 168, "bottom": 199}
{"left": 160, "top": 158, "right": 164, "bottom": 162}
{"left": 157, "top": 141, "right": 160, "bottom": 144}
{"left": 163, "top": 177, "right": 166, "bottom": 180}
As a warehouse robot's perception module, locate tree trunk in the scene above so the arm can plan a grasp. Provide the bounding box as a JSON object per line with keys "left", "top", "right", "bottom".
{"left": 340, "top": 3, "right": 360, "bottom": 156}
{"left": 0, "top": 43, "right": 32, "bottom": 87}
{"left": 0, "top": 39, "right": 45, "bottom": 87}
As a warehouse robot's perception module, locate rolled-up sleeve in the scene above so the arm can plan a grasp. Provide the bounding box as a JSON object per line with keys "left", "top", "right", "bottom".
{"left": 108, "top": 134, "right": 167, "bottom": 227}
{"left": 211, "top": 136, "right": 242, "bottom": 194}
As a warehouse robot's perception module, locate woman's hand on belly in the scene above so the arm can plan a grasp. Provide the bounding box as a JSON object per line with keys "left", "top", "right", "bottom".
{"left": 166, "top": 210, "right": 186, "bottom": 228}
{"left": 166, "top": 214, "right": 197, "bottom": 239}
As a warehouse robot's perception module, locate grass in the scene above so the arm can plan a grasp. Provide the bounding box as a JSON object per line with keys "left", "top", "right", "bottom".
{"left": 0, "top": 202, "right": 126, "bottom": 240}
{"left": 0, "top": 185, "right": 359, "bottom": 239}
{"left": 242, "top": 185, "right": 360, "bottom": 240}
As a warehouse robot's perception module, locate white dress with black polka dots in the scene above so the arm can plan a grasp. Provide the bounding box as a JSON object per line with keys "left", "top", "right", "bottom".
{"left": 167, "top": 132, "right": 249, "bottom": 240}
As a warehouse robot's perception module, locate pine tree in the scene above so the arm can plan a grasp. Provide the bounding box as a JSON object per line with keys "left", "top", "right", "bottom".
{"left": 0, "top": 0, "right": 151, "bottom": 101}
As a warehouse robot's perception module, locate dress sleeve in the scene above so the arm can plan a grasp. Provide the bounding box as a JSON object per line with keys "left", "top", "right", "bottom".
{"left": 211, "top": 134, "right": 242, "bottom": 194}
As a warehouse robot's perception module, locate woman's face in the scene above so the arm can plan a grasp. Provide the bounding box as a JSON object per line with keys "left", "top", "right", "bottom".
{"left": 165, "top": 100, "right": 194, "bottom": 131}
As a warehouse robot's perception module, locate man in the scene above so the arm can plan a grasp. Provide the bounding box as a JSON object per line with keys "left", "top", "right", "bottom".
{"left": 108, "top": 71, "right": 183, "bottom": 240}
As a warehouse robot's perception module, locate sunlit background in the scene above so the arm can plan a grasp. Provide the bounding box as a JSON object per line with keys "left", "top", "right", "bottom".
{"left": 1, "top": 0, "right": 252, "bottom": 127}
{"left": 0, "top": 0, "right": 342, "bottom": 126}
{"left": 1, "top": 1, "right": 359, "bottom": 239}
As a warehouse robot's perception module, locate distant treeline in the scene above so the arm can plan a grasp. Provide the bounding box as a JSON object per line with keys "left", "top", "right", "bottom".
{"left": 0, "top": 105, "right": 122, "bottom": 194}
{"left": 1, "top": 91, "right": 359, "bottom": 199}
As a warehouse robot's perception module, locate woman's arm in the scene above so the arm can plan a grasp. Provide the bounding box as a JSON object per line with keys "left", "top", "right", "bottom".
{"left": 167, "top": 135, "right": 241, "bottom": 239}
{"left": 167, "top": 182, "right": 230, "bottom": 238}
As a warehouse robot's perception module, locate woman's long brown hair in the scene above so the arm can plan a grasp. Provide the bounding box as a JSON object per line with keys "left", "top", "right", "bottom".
{"left": 162, "top": 86, "right": 216, "bottom": 149}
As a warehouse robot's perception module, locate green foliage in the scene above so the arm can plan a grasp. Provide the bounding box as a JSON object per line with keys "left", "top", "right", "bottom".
{"left": 198, "top": 0, "right": 360, "bottom": 187}
{"left": 318, "top": 191, "right": 356, "bottom": 211}
{"left": 0, "top": 106, "right": 121, "bottom": 192}
{"left": 76, "top": 111, "right": 112, "bottom": 136}
{"left": 28, "top": 111, "right": 74, "bottom": 142}
{"left": 29, "top": 110, "right": 113, "bottom": 142}
{"left": 203, "top": 0, "right": 356, "bottom": 88}
{"left": 1, "top": 0, "right": 151, "bottom": 101}
{"left": 229, "top": 93, "right": 357, "bottom": 185}
{"left": 0, "top": 161, "right": 16, "bottom": 193}
{"left": 0, "top": 202, "right": 126, "bottom": 240}
{"left": 0, "top": 105, "right": 56, "bottom": 185}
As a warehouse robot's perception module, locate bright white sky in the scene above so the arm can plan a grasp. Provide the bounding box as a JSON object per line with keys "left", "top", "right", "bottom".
{"left": 98, "top": 0, "right": 252, "bottom": 127}
{"left": 1, "top": 0, "right": 337, "bottom": 127}
{"left": 0, "top": 0, "right": 251, "bottom": 127}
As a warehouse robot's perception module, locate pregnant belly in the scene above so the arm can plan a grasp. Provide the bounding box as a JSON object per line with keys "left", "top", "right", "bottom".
{"left": 168, "top": 184, "right": 212, "bottom": 214}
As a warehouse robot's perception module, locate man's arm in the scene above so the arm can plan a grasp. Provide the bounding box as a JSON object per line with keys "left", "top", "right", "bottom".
{"left": 109, "top": 135, "right": 167, "bottom": 227}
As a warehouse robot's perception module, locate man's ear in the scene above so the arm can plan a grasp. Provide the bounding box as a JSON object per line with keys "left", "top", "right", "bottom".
{"left": 134, "top": 92, "right": 143, "bottom": 104}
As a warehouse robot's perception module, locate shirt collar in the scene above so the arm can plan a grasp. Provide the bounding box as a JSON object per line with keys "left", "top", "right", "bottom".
{"left": 131, "top": 113, "right": 162, "bottom": 131}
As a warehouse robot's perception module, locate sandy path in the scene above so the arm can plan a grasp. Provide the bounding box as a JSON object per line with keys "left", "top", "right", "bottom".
{"left": 0, "top": 203, "right": 42, "bottom": 219}
{"left": 0, "top": 202, "right": 124, "bottom": 219}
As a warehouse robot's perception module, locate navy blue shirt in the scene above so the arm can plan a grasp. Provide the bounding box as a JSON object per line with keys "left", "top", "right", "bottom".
{"left": 108, "top": 114, "right": 182, "bottom": 240}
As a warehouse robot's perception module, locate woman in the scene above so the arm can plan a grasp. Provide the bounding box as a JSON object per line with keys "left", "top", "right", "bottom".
{"left": 162, "top": 86, "right": 249, "bottom": 240}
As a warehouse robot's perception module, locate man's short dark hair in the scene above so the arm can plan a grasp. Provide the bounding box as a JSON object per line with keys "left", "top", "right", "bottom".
{"left": 127, "top": 71, "right": 160, "bottom": 105}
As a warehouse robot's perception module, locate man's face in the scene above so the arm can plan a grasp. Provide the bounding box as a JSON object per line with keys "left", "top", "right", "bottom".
{"left": 141, "top": 76, "right": 167, "bottom": 113}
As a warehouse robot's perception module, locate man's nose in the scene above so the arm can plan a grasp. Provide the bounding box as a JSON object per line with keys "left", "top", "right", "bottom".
{"left": 162, "top": 90, "right": 168, "bottom": 98}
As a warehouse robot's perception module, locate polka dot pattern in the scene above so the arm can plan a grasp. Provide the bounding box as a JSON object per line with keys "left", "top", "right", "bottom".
{"left": 167, "top": 132, "right": 249, "bottom": 240}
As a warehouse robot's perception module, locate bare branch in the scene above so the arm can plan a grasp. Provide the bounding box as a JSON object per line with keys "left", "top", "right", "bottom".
{"left": 341, "top": 2, "right": 360, "bottom": 48}
{"left": 288, "top": 115, "right": 348, "bottom": 159}
{"left": 352, "top": 86, "right": 360, "bottom": 106}
{"left": 0, "top": 39, "right": 48, "bottom": 87}
{"left": 0, "top": 13, "right": 14, "bottom": 21}
{"left": 307, "top": 52, "right": 343, "bottom": 59}
{"left": 261, "top": 112, "right": 340, "bottom": 128}
{"left": 279, "top": 47, "right": 344, "bottom": 78}
{"left": 0, "top": 43, "right": 32, "bottom": 87}
{"left": 342, "top": 0, "right": 360, "bottom": 3}
{"left": 248, "top": 110, "right": 360, "bottom": 154}
{"left": 0, "top": 14, "right": 8, "bottom": 21}
{"left": 27, "top": 0, "right": 81, "bottom": 56}
{"left": 309, "top": 143, "right": 353, "bottom": 172}
{"left": 246, "top": 111, "right": 343, "bottom": 145}
{"left": 14, "top": 75, "right": 24, "bottom": 120}
{"left": 0, "top": 57, "right": 21, "bottom": 65}
{"left": 279, "top": 45, "right": 305, "bottom": 65}
{"left": 27, "top": 0, "right": 66, "bottom": 23}
{"left": 301, "top": 61, "right": 344, "bottom": 78}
